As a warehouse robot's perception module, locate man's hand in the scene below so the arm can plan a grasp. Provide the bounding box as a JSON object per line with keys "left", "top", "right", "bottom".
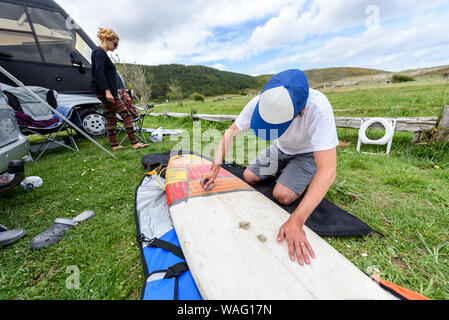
{"left": 276, "top": 148, "right": 336, "bottom": 266}
{"left": 277, "top": 216, "right": 315, "bottom": 266}
{"left": 200, "top": 166, "right": 220, "bottom": 191}
{"left": 200, "top": 122, "right": 242, "bottom": 191}
{"left": 105, "top": 90, "right": 115, "bottom": 103}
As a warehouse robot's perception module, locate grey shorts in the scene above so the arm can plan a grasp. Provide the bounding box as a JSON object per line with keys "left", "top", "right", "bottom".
{"left": 247, "top": 144, "right": 317, "bottom": 195}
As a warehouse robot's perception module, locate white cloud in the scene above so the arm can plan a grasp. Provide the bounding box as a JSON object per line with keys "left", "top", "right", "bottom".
{"left": 55, "top": 0, "right": 296, "bottom": 65}
{"left": 55, "top": 0, "right": 449, "bottom": 73}
{"left": 210, "top": 63, "right": 227, "bottom": 71}
{"left": 248, "top": 0, "right": 448, "bottom": 54}
{"left": 251, "top": 9, "right": 449, "bottom": 73}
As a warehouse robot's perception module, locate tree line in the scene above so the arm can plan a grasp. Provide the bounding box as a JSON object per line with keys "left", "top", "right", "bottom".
{"left": 117, "top": 63, "right": 263, "bottom": 102}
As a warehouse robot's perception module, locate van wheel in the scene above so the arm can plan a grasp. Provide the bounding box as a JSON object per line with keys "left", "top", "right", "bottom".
{"left": 81, "top": 113, "right": 107, "bottom": 137}
{"left": 0, "top": 173, "right": 25, "bottom": 194}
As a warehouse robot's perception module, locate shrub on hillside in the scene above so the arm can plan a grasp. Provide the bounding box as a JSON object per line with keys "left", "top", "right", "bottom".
{"left": 191, "top": 92, "right": 205, "bottom": 102}
{"left": 392, "top": 74, "right": 415, "bottom": 83}
{"left": 167, "top": 79, "right": 183, "bottom": 101}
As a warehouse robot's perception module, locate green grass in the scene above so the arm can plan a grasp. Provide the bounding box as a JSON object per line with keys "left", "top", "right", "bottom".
{"left": 153, "top": 77, "right": 448, "bottom": 118}
{"left": 152, "top": 94, "right": 254, "bottom": 115}
{"left": 325, "top": 79, "right": 448, "bottom": 118}
{"left": 1, "top": 79, "right": 448, "bottom": 300}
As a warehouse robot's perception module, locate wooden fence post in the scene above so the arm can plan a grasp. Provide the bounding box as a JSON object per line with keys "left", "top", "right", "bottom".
{"left": 433, "top": 106, "right": 449, "bottom": 142}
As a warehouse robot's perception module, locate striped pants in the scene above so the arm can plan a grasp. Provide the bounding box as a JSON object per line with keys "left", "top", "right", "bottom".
{"left": 98, "top": 95, "right": 138, "bottom": 147}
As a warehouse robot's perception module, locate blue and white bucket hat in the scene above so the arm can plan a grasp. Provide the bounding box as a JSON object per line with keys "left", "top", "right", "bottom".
{"left": 250, "top": 69, "right": 309, "bottom": 141}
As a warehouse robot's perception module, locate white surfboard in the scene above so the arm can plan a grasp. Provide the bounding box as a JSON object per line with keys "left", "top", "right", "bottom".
{"left": 165, "top": 154, "right": 397, "bottom": 300}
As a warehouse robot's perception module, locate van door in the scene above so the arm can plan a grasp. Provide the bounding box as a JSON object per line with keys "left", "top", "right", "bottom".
{"left": 0, "top": 2, "right": 94, "bottom": 94}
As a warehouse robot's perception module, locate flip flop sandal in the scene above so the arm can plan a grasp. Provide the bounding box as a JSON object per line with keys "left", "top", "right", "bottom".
{"left": 30, "top": 211, "right": 95, "bottom": 250}
{"left": 133, "top": 143, "right": 149, "bottom": 149}
{"left": 0, "top": 224, "right": 8, "bottom": 232}
{"left": 0, "top": 229, "right": 27, "bottom": 247}
{"left": 72, "top": 210, "right": 95, "bottom": 224}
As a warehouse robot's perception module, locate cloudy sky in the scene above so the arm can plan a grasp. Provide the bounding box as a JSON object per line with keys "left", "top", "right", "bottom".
{"left": 55, "top": 0, "right": 449, "bottom": 75}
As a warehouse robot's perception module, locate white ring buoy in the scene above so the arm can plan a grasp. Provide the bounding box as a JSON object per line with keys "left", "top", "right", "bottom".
{"left": 359, "top": 118, "right": 395, "bottom": 145}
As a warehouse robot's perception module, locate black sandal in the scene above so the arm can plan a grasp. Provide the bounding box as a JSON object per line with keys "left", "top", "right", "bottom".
{"left": 0, "top": 226, "right": 27, "bottom": 247}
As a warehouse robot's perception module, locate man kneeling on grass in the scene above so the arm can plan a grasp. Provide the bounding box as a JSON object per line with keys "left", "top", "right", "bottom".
{"left": 201, "top": 69, "right": 339, "bottom": 266}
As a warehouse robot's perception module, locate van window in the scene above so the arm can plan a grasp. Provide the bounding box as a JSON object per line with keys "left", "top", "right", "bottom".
{"left": 27, "top": 7, "right": 75, "bottom": 65}
{"left": 74, "top": 32, "right": 92, "bottom": 65}
{"left": 26, "top": 7, "right": 92, "bottom": 67}
{"left": 0, "top": 2, "right": 42, "bottom": 62}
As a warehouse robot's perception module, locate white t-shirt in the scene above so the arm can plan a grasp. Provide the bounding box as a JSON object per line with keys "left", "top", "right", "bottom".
{"left": 235, "top": 89, "right": 339, "bottom": 155}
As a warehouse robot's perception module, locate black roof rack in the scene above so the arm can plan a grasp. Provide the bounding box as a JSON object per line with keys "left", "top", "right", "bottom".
{"left": 1, "top": 0, "right": 66, "bottom": 13}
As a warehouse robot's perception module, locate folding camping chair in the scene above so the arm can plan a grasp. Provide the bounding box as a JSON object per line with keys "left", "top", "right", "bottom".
{"left": 19, "top": 107, "right": 79, "bottom": 161}
{"left": 3, "top": 86, "right": 79, "bottom": 161}
{"left": 117, "top": 104, "right": 154, "bottom": 146}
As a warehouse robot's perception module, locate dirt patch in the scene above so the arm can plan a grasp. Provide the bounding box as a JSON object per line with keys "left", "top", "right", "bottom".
{"left": 338, "top": 141, "right": 353, "bottom": 149}
{"left": 391, "top": 257, "right": 407, "bottom": 269}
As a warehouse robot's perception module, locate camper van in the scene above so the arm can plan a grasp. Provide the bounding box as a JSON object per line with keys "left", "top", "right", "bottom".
{"left": 0, "top": 0, "right": 126, "bottom": 137}
{"left": 0, "top": 89, "right": 28, "bottom": 193}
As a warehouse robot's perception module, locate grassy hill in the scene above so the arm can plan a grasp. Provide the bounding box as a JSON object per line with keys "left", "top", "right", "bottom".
{"left": 304, "top": 67, "right": 388, "bottom": 84}
{"left": 118, "top": 63, "right": 448, "bottom": 102}
{"left": 119, "top": 64, "right": 390, "bottom": 101}
{"left": 255, "top": 74, "right": 275, "bottom": 86}
{"left": 255, "top": 67, "right": 388, "bottom": 87}
{"left": 120, "top": 64, "right": 262, "bottom": 100}
{"left": 398, "top": 65, "right": 449, "bottom": 78}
